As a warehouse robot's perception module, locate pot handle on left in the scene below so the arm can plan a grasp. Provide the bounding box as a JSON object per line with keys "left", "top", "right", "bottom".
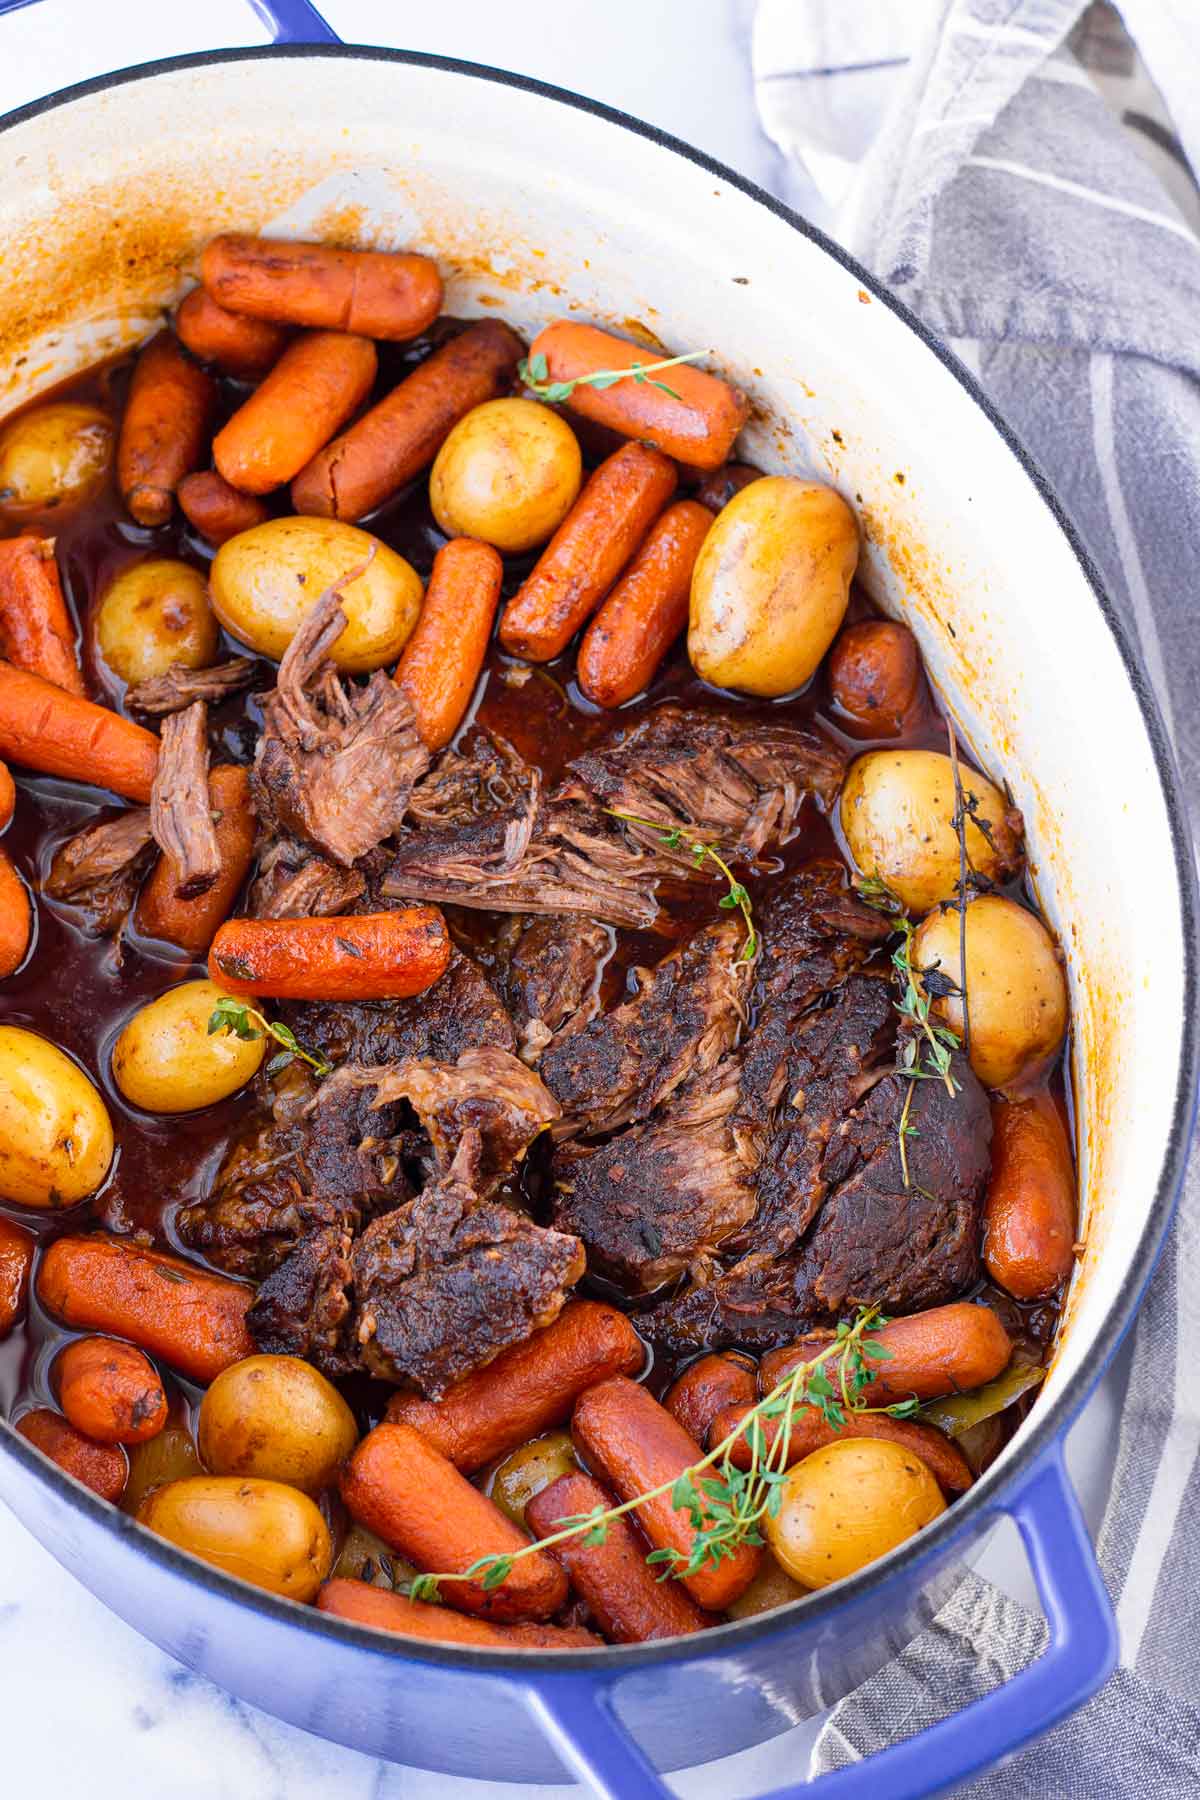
{"left": 245, "top": 0, "right": 340, "bottom": 44}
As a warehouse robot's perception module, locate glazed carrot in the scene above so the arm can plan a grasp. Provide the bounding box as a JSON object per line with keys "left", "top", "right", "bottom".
{"left": 828, "top": 619, "right": 922, "bottom": 737}
{"left": 292, "top": 320, "right": 524, "bottom": 521}
{"left": 174, "top": 287, "right": 290, "bottom": 379}
{"left": 760, "top": 1304, "right": 1013, "bottom": 1408}
{"left": 0, "top": 662, "right": 158, "bottom": 802}
{"left": 209, "top": 907, "right": 450, "bottom": 1001}
{"left": 0, "top": 759, "right": 13, "bottom": 829}
{"left": 213, "top": 331, "right": 377, "bottom": 495}
{"left": 0, "top": 536, "right": 83, "bottom": 694}
{"left": 0, "top": 1216, "right": 34, "bottom": 1339}
{"left": 136, "top": 763, "right": 255, "bottom": 957}
{"left": 571, "top": 1376, "right": 762, "bottom": 1611}
{"left": 984, "top": 1095, "right": 1077, "bottom": 1300}
{"left": 694, "top": 461, "right": 763, "bottom": 512}
{"left": 16, "top": 1407, "right": 128, "bottom": 1502}
{"left": 177, "top": 471, "right": 272, "bottom": 547}
{"left": 316, "top": 1580, "right": 600, "bottom": 1648}
{"left": 37, "top": 1236, "right": 254, "bottom": 1384}
{"left": 394, "top": 538, "right": 502, "bottom": 750}
{"left": 386, "top": 1300, "right": 644, "bottom": 1473}
{"left": 0, "top": 846, "right": 31, "bottom": 977}
{"left": 57, "top": 1336, "right": 167, "bottom": 1445}
{"left": 202, "top": 234, "right": 443, "bottom": 341}
{"left": 340, "top": 1422, "right": 568, "bottom": 1622}
{"left": 664, "top": 1351, "right": 757, "bottom": 1448}
{"left": 499, "top": 444, "right": 677, "bottom": 662}
{"left": 118, "top": 331, "right": 215, "bottom": 527}
{"left": 710, "top": 1403, "right": 973, "bottom": 1494}
{"left": 576, "top": 499, "right": 711, "bottom": 707}
{"left": 527, "top": 1472, "right": 715, "bottom": 1643}
{"left": 527, "top": 322, "right": 748, "bottom": 471}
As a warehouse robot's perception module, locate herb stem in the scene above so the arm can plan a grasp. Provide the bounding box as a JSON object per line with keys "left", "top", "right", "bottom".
{"left": 603, "top": 807, "right": 758, "bottom": 965}
{"left": 207, "top": 997, "right": 332, "bottom": 1078}
{"left": 518, "top": 349, "right": 710, "bottom": 407}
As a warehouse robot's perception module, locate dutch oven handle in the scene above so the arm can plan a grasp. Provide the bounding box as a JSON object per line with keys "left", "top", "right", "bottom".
{"left": 523, "top": 1446, "right": 1116, "bottom": 1799}
{"left": 246, "top": 0, "right": 340, "bottom": 44}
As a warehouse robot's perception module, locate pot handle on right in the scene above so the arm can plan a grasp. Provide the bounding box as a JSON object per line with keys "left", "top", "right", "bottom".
{"left": 526, "top": 1444, "right": 1116, "bottom": 1800}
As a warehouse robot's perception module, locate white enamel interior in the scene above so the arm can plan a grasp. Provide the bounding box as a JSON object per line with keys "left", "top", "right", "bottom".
{"left": 0, "top": 55, "right": 1188, "bottom": 1459}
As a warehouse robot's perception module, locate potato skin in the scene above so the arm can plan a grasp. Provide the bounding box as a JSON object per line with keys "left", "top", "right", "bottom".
{"left": 913, "top": 896, "right": 1069, "bottom": 1091}
{"left": 840, "top": 749, "right": 1023, "bottom": 914}
{"left": 112, "top": 979, "right": 265, "bottom": 1114}
{"left": 766, "top": 1438, "right": 945, "bottom": 1588}
{"left": 724, "top": 1553, "right": 808, "bottom": 1618}
{"left": 0, "top": 1025, "right": 113, "bottom": 1208}
{"left": 489, "top": 1430, "right": 577, "bottom": 1528}
{"left": 199, "top": 1354, "right": 358, "bottom": 1494}
{"left": 688, "top": 476, "right": 857, "bottom": 696}
{"left": 95, "top": 559, "right": 218, "bottom": 685}
{"left": 121, "top": 1422, "right": 203, "bottom": 1516}
{"left": 430, "top": 398, "right": 582, "bottom": 554}
{"left": 0, "top": 402, "right": 112, "bottom": 516}
{"left": 137, "top": 1475, "right": 332, "bottom": 1602}
{"left": 210, "top": 517, "right": 422, "bottom": 671}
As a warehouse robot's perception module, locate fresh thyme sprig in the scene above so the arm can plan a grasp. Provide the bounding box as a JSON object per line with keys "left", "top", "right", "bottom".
{"left": 604, "top": 807, "right": 758, "bottom": 965}
{"left": 207, "top": 996, "right": 332, "bottom": 1079}
{"left": 518, "top": 348, "right": 710, "bottom": 406}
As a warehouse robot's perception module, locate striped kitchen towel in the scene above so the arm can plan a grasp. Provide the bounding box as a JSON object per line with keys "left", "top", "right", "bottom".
{"left": 753, "top": 2, "right": 1200, "bottom": 1794}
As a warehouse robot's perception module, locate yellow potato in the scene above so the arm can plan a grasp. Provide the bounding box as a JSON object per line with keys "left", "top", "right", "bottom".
{"left": 199, "top": 1354, "right": 358, "bottom": 1494}
{"left": 688, "top": 476, "right": 857, "bottom": 696}
{"left": 95, "top": 559, "right": 218, "bottom": 685}
{"left": 430, "top": 398, "right": 582, "bottom": 554}
{"left": 137, "top": 1475, "right": 332, "bottom": 1602}
{"left": 723, "top": 1552, "right": 808, "bottom": 1620}
{"left": 0, "top": 401, "right": 112, "bottom": 516}
{"left": 913, "top": 894, "right": 1068, "bottom": 1090}
{"left": 840, "top": 749, "right": 1022, "bottom": 914}
{"left": 210, "top": 517, "right": 422, "bottom": 670}
{"left": 766, "top": 1438, "right": 945, "bottom": 1588}
{"left": 122, "top": 1423, "right": 204, "bottom": 1517}
{"left": 112, "top": 979, "right": 265, "bottom": 1114}
{"left": 0, "top": 1025, "right": 113, "bottom": 1208}
{"left": 489, "top": 1430, "right": 577, "bottom": 1528}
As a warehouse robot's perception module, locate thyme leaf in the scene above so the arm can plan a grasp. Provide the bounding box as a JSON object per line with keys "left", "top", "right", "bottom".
{"left": 518, "top": 347, "right": 710, "bottom": 406}
{"left": 207, "top": 996, "right": 332, "bottom": 1078}
{"left": 603, "top": 807, "right": 759, "bottom": 966}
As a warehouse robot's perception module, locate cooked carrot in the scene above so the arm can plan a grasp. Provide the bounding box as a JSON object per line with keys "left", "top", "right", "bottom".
{"left": 0, "top": 536, "right": 83, "bottom": 694}
{"left": 340, "top": 1422, "right": 568, "bottom": 1622}
{"left": 394, "top": 538, "right": 502, "bottom": 750}
{"left": 37, "top": 1236, "right": 254, "bottom": 1384}
{"left": 576, "top": 498, "right": 711, "bottom": 707}
{"left": 177, "top": 472, "right": 272, "bottom": 547}
{"left": 136, "top": 763, "right": 255, "bottom": 957}
{"left": 0, "top": 662, "right": 158, "bottom": 801}
{"left": 118, "top": 331, "right": 215, "bottom": 527}
{"left": 694, "top": 461, "right": 763, "bottom": 512}
{"left": 527, "top": 322, "right": 748, "bottom": 471}
{"left": 0, "top": 759, "right": 13, "bottom": 829}
{"left": 985, "top": 1095, "right": 1077, "bottom": 1300}
{"left": 664, "top": 1351, "right": 757, "bottom": 1448}
{"left": 710, "top": 1402, "right": 973, "bottom": 1494}
{"left": 0, "top": 846, "right": 31, "bottom": 977}
{"left": 386, "top": 1300, "right": 644, "bottom": 1473}
{"left": 209, "top": 907, "right": 449, "bottom": 1002}
{"left": 527, "top": 1472, "right": 715, "bottom": 1643}
{"left": 202, "top": 234, "right": 443, "bottom": 341}
{"left": 291, "top": 320, "right": 524, "bottom": 521}
{"left": 0, "top": 1216, "right": 34, "bottom": 1339}
{"left": 571, "top": 1375, "right": 761, "bottom": 1611}
{"left": 16, "top": 1407, "right": 128, "bottom": 1502}
{"left": 499, "top": 444, "right": 677, "bottom": 662}
{"left": 316, "top": 1580, "right": 599, "bottom": 1647}
{"left": 174, "top": 287, "right": 290, "bottom": 379}
{"left": 56, "top": 1336, "right": 167, "bottom": 1445}
{"left": 760, "top": 1304, "right": 1013, "bottom": 1408}
{"left": 828, "top": 619, "right": 922, "bottom": 737}
{"left": 213, "top": 331, "right": 377, "bottom": 496}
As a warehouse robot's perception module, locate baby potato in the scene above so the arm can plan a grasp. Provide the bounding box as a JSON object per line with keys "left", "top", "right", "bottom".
{"left": 489, "top": 1430, "right": 578, "bottom": 1528}
{"left": 95, "top": 559, "right": 218, "bottom": 685}
{"left": 766, "top": 1438, "right": 946, "bottom": 1588}
{"left": 913, "top": 894, "right": 1068, "bottom": 1090}
{"left": 210, "top": 517, "right": 422, "bottom": 671}
{"left": 840, "top": 749, "right": 1023, "bottom": 913}
{"left": 430, "top": 398, "right": 582, "bottom": 554}
{"left": 112, "top": 979, "right": 265, "bottom": 1114}
{"left": 723, "top": 1552, "right": 808, "bottom": 1620}
{"left": 137, "top": 1475, "right": 332, "bottom": 1602}
{"left": 0, "top": 401, "right": 112, "bottom": 516}
{"left": 122, "top": 1423, "right": 204, "bottom": 1517}
{"left": 333, "top": 1522, "right": 418, "bottom": 1590}
{"left": 199, "top": 1354, "right": 358, "bottom": 1494}
{"left": 688, "top": 476, "right": 857, "bottom": 696}
{"left": 0, "top": 1025, "right": 113, "bottom": 1208}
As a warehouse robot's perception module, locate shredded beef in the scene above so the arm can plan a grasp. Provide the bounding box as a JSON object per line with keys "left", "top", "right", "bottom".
{"left": 125, "top": 657, "right": 258, "bottom": 716}
{"left": 44, "top": 808, "right": 155, "bottom": 934}
{"left": 247, "top": 836, "right": 366, "bottom": 920}
{"left": 496, "top": 914, "right": 611, "bottom": 1062}
{"left": 149, "top": 700, "right": 220, "bottom": 898}
{"left": 282, "top": 948, "right": 515, "bottom": 1070}
{"left": 246, "top": 1224, "right": 357, "bottom": 1375}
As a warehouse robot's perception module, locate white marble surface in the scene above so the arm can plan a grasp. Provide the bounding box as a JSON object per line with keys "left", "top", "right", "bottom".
{"left": 0, "top": 0, "right": 1128, "bottom": 1792}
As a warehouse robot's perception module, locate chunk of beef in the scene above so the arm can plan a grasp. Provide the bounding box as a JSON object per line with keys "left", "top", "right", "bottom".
{"left": 125, "top": 657, "right": 258, "bottom": 716}
{"left": 282, "top": 948, "right": 515, "bottom": 1069}
{"left": 253, "top": 575, "right": 429, "bottom": 866}
{"left": 496, "top": 915, "right": 612, "bottom": 1062}
{"left": 542, "top": 918, "right": 749, "bottom": 1140}
{"left": 150, "top": 700, "right": 220, "bottom": 898}
{"left": 247, "top": 836, "right": 366, "bottom": 920}
{"left": 44, "top": 807, "right": 155, "bottom": 935}
{"left": 644, "top": 1253, "right": 803, "bottom": 1356}
{"left": 352, "top": 1131, "right": 585, "bottom": 1396}
{"left": 246, "top": 1224, "right": 357, "bottom": 1375}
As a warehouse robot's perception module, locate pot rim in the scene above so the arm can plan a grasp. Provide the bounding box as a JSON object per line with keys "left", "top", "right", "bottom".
{"left": 1, "top": 40, "right": 1196, "bottom": 1677}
